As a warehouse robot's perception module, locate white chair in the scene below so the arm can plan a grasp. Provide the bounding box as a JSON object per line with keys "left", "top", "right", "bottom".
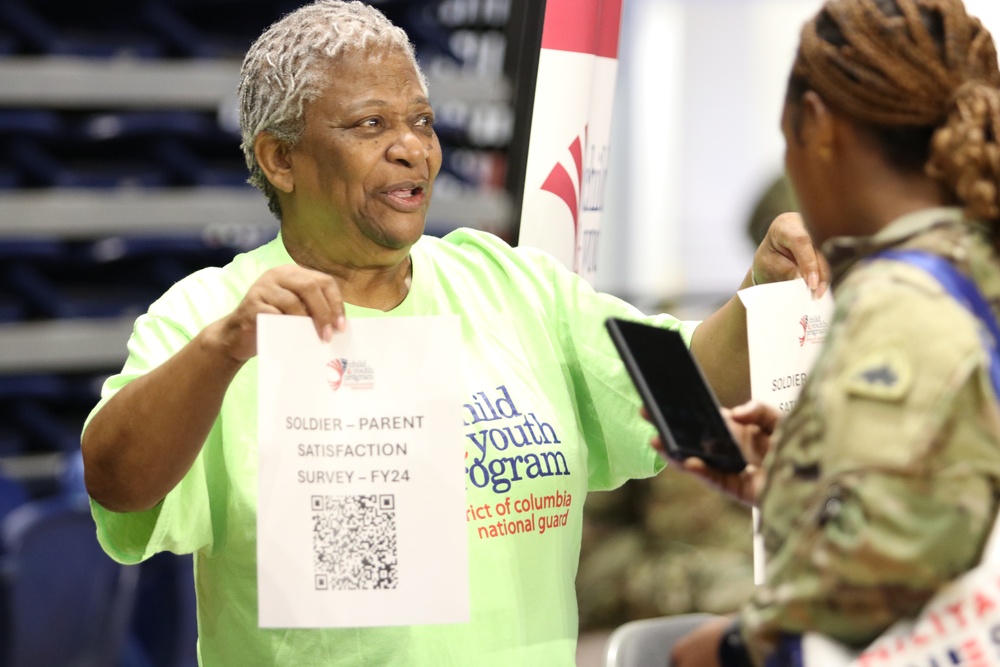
{"left": 604, "top": 613, "right": 721, "bottom": 667}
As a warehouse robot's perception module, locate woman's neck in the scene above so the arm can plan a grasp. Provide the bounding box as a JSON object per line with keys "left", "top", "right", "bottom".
{"left": 848, "top": 176, "right": 952, "bottom": 237}
{"left": 284, "top": 237, "right": 414, "bottom": 312}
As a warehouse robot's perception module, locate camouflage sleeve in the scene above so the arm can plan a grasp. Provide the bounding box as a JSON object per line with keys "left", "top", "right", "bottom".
{"left": 738, "top": 265, "right": 1000, "bottom": 665}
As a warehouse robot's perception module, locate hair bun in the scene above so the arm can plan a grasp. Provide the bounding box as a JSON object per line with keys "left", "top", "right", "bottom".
{"left": 928, "top": 80, "right": 1000, "bottom": 221}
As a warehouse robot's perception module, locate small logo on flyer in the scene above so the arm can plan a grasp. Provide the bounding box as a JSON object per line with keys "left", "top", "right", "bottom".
{"left": 326, "top": 358, "right": 347, "bottom": 390}
{"left": 798, "top": 314, "right": 829, "bottom": 347}
{"left": 326, "top": 357, "right": 374, "bottom": 391}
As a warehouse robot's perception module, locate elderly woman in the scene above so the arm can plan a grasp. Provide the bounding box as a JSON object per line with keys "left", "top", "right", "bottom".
{"left": 668, "top": 0, "right": 1000, "bottom": 665}
{"left": 81, "top": 1, "right": 822, "bottom": 665}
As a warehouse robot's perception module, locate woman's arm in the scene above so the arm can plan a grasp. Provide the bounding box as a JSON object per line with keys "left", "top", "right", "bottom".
{"left": 692, "top": 213, "right": 828, "bottom": 406}
{"left": 82, "top": 264, "right": 346, "bottom": 512}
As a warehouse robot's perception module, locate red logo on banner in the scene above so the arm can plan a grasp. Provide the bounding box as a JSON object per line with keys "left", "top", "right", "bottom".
{"left": 540, "top": 129, "right": 586, "bottom": 234}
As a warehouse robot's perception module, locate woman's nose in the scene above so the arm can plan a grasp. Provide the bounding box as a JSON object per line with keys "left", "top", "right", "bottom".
{"left": 387, "top": 129, "right": 429, "bottom": 166}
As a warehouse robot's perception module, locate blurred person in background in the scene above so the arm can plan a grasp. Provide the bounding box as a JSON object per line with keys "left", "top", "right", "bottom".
{"left": 746, "top": 174, "right": 798, "bottom": 248}
{"left": 80, "top": 1, "right": 825, "bottom": 665}
{"left": 668, "top": 0, "right": 1000, "bottom": 665}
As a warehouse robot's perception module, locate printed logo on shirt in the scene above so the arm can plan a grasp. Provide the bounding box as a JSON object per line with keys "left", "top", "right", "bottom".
{"left": 462, "top": 385, "right": 575, "bottom": 541}
{"left": 465, "top": 489, "right": 573, "bottom": 541}
{"left": 462, "top": 384, "right": 570, "bottom": 494}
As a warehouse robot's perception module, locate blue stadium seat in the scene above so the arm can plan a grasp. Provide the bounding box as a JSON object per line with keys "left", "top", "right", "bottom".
{"left": 0, "top": 244, "right": 61, "bottom": 319}
{"left": 71, "top": 111, "right": 245, "bottom": 188}
{"left": 74, "top": 112, "right": 223, "bottom": 189}
{"left": 78, "top": 111, "right": 215, "bottom": 142}
{"left": 151, "top": 137, "right": 248, "bottom": 188}
{"left": 0, "top": 236, "right": 240, "bottom": 322}
{"left": 0, "top": 374, "right": 67, "bottom": 400}
{"left": 0, "top": 404, "right": 27, "bottom": 457}
{"left": 0, "top": 112, "right": 62, "bottom": 186}
{"left": 57, "top": 450, "right": 86, "bottom": 499}
{"left": 80, "top": 235, "right": 219, "bottom": 262}
{"left": 0, "top": 475, "right": 28, "bottom": 526}
{"left": 124, "top": 553, "right": 198, "bottom": 667}
{"left": 0, "top": 294, "right": 24, "bottom": 323}
{"left": 0, "top": 26, "right": 19, "bottom": 55}
{"left": 140, "top": 1, "right": 221, "bottom": 59}
{"left": 0, "top": 495, "right": 139, "bottom": 667}
{"left": 0, "top": 376, "right": 93, "bottom": 458}
{"left": 0, "top": 167, "right": 20, "bottom": 190}
{"left": 4, "top": 259, "right": 164, "bottom": 319}
{"left": 387, "top": 2, "right": 461, "bottom": 64}
{"left": 6, "top": 136, "right": 169, "bottom": 189}
{"left": 0, "top": 0, "right": 162, "bottom": 57}
{"left": 142, "top": 0, "right": 299, "bottom": 59}
{"left": 0, "top": 110, "right": 63, "bottom": 138}
{"left": 9, "top": 400, "right": 82, "bottom": 454}
{"left": 0, "top": 2, "right": 61, "bottom": 55}
{"left": 0, "top": 239, "right": 65, "bottom": 260}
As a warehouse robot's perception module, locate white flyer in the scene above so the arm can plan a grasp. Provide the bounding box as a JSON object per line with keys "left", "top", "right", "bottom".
{"left": 739, "top": 278, "right": 834, "bottom": 585}
{"left": 256, "top": 313, "right": 468, "bottom": 628}
{"left": 738, "top": 278, "right": 835, "bottom": 414}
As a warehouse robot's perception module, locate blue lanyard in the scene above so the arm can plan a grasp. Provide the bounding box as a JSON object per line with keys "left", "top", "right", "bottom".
{"left": 874, "top": 249, "right": 1000, "bottom": 398}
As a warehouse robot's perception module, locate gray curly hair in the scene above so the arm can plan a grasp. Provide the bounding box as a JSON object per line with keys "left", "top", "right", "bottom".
{"left": 238, "top": 0, "right": 427, "bottom": 218}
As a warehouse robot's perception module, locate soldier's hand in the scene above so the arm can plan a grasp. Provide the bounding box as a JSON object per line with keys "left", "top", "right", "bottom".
{"left": 669, "top": 616, "right": 730, "bottom": 667}
{"left": 207, "top": 264, "right": 346, "bottom": 363}
{"left": 752, "top": 212, "right": 830, "bottom": 297}
{"left": 724, "top": 400, "right": 777, "bottom": 465}
{"left": 647, "top": 401, "right": 776, "bottom": 506}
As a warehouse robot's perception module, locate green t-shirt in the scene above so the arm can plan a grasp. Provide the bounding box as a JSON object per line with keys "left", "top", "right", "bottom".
{"left": 88, "top": 228, "right": 696, "bottom": 666}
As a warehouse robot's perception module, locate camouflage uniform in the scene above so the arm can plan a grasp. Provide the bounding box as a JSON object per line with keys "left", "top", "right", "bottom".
{"left": 740, "top": 207, "right": 1000, "bottom": 665}
{"left": 577, "top": 467, "right": 756, "bottom": 631}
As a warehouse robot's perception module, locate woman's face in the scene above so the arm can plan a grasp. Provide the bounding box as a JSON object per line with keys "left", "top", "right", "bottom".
{"left": 281, "top": 47, "right": 442, "bottom": 260}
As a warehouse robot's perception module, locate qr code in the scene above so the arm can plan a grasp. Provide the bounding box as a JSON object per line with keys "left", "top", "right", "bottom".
{"left": 311, "top": 494, "right": 398, "bottom": 590}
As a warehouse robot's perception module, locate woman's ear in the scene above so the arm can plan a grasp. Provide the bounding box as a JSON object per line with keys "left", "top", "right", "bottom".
{"left": 799, "top": 90, "right": 836, "bottom": 162}
{"left": 254, "top": 132, "right": 294, "bottom": 193}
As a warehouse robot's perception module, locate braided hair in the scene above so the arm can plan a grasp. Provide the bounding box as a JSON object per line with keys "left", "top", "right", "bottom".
{"left": 788, "top": 0, "right": 1000, "bottom": 222}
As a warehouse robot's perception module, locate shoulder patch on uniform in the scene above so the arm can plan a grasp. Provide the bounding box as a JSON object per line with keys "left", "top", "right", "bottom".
{"left": 843, "top": 347, "right": 912, "bottom": 401}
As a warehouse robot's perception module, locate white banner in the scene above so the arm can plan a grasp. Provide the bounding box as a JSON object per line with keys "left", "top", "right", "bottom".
{"left": 516, "top": 0, "right": 623, "bottom": 284}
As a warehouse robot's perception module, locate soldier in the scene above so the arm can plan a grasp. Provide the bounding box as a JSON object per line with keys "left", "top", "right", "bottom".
{"left": 666, "top": 1, "right": 1000, "bottom": 665}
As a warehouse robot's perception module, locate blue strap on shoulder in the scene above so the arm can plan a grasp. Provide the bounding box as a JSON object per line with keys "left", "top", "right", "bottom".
{"left": 874, "top": 249, "right": 1000, "bottom": 398}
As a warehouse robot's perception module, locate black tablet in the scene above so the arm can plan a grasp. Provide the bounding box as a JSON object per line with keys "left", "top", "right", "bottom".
{"left": 605, "top": 317, "right": 747, "bottom": 472}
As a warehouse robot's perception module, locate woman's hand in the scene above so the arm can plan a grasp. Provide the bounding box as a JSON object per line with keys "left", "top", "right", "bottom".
{"left": 690, "top": 212, "right": 826, "bottom": 407}
{"left": 83, "top": 264, "right": 348, "bottom": 512}
{"left": 753, "top": 212, "right": 830, "bottom": 297}
{"left": 647, "top": 400, "right": 779, "bottom": 506}
{"left": 209, "top": 264, "right": 347, "bottom": 362}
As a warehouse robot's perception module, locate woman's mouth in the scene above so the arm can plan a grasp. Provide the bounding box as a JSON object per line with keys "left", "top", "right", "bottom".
{"left": 382, "top": 185, "right": 427, "bottom": 211}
